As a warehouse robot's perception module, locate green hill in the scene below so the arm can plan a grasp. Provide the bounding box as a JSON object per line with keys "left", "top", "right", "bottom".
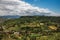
{"left": 0, "top": 16, "right": 60, "bottom": 40}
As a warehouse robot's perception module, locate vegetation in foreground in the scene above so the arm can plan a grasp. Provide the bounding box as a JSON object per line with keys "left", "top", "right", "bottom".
{"left": 0, "top": 16, "right": 60, "bottom": 40}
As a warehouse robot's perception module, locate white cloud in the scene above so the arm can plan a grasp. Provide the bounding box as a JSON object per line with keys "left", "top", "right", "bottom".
{"left": 1, "top": 0, "right": 19, "bottom": 1}
{"left": 0, "top": 0, "right": 60, "bottom": 16}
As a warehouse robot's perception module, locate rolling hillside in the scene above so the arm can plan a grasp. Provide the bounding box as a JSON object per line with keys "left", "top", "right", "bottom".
{"left": 0, "top": 16, "right": 60, "bottom": 40}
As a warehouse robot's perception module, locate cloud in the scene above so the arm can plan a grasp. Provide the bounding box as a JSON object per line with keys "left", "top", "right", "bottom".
{"left": 1, "top": 0, "right": 19, "bottom": 1}
{"left": 0, "top": 0, "right": 60, "bottom": 16}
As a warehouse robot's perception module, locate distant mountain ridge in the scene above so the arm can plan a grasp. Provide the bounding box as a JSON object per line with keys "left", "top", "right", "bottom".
{"left": 0, "top": 15, "right": 20, "bottom": 19}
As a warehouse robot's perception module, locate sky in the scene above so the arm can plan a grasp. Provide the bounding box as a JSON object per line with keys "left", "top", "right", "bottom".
{"left": 0, "top": 0, "right": 60, "bottom": 16}
{"left": 22, "top": 0, "right": 60, "bottom": 14}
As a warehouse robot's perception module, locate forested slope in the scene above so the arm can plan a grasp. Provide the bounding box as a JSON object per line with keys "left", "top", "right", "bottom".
{"left": 0, "top": 16, "right": 60, "bottom": 40}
